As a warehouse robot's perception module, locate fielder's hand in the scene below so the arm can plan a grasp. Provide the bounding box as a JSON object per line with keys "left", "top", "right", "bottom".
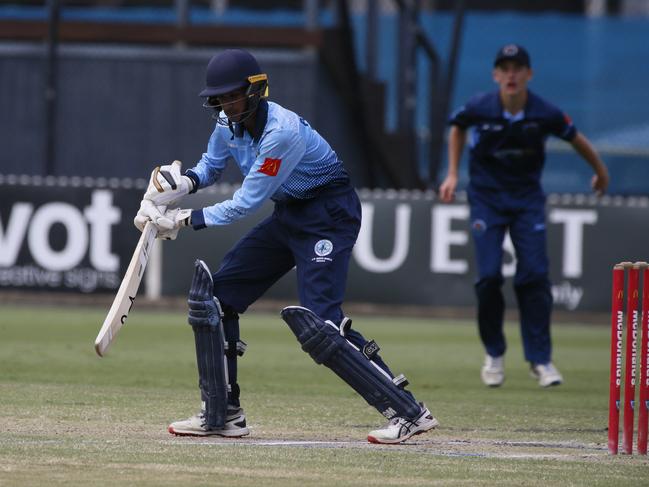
{"left": 591, "top": 170, "right": 610, "bottom": 196}
{"left": 156, "top": 208, "right": 192, "bottom": 240}
{"left": 438, "top": 174, "right": 458, "bottom": 203}
{"left": 144, "top": 160, "right": 194, "bottom": 207}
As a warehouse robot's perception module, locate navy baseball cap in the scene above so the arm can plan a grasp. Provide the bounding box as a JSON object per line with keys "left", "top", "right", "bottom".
{"left": 199, "top": 49, "right": 262, "bottom": 97}
{"left": 493, "top": 44, "right": 531, "bottom": 68}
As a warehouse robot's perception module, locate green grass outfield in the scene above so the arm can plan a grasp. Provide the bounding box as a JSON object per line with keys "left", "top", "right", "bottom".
{"left": 1, "top": 304, "right": 647, "bottom": 486}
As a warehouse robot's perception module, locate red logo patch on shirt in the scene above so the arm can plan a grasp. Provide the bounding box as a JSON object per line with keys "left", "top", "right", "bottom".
{"left": 563, "top": 113, "right": 573, "bottom": 125}
{"left": 258, "top": 158, "right": 282, "bottom": 177}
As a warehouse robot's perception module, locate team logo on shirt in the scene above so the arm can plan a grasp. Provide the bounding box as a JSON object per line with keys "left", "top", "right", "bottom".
{"left": 313, "top": 239, "right": 334, "bottom": 263}
{"left": 480, "top": 123, "right": 503, "bottom": 131}
{"left": 258, "top": 157, "right": 282, "bottom": 176}
{"left": 522, "top": 122, "right": 540, "bottom": 132}
{"left": 563, "top": 113, "right": 573, "bottom": 125}
{"left": 471, "top": 219, "right": 487, "bottom": 235}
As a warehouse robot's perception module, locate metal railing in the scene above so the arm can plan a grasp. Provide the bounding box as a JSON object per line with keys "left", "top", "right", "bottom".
{"left": 361, "top": 0, "right": 465, "bottom": 186}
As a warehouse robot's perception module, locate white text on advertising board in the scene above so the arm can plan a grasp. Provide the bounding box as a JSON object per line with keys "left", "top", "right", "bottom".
{"left": 0, "top": 190, "right": 121, "bottom": 292}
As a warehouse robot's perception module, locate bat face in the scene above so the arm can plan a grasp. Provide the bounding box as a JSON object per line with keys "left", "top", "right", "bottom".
{"left": 94, "top": 222, "right": 157, "bottom": 357}
{"left": 120, "top": 295, "right": 136, "bottom": 325}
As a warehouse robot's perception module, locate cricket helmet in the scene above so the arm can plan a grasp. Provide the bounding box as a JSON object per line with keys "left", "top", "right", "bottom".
{"left": 200, "top": 49, "right": 269, "bottom": 125}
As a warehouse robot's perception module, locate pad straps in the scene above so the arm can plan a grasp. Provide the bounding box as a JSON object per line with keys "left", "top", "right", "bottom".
{"left": 225, "top": 340, "right": 248, "bottom": 358}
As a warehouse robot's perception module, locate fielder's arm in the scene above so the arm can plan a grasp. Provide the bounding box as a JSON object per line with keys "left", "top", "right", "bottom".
{"left": 570, "top": 132, "right": 610, "bottom": 195}
{"left": 439, "top": 125, "right": 467, "bottom": 203}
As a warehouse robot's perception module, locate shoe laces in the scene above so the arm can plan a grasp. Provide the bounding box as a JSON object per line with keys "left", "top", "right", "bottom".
{"left": 485, "top": 355, "right": 503, "bottom": 369}
{"left": 534, "top": 363, "right": 553, "bottom": 374}
{"left": 384, "top": 409, "right": 424, "bottom": 429}
{"left": 196, "top": 411, "right": 207, "bottom": 427}
{"left": 378, "top": 416, "right": 403, "bottom": 429}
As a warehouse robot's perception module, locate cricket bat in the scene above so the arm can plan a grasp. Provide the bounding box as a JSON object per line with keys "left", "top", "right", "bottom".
{"left": 94, "top": 221, "right": 157, "bottom": 357}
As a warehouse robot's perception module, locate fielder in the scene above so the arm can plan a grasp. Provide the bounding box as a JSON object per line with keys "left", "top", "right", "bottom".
{"left": 439, "top": 44, "right": 609, "bottom": 388}
{"left": 134, "top": 49, "right": 438, "bottom": 444}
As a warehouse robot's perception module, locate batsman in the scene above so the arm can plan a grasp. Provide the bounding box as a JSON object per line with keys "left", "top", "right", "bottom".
{"left": 134, "top": 49, "right": 438, "bottom": 444}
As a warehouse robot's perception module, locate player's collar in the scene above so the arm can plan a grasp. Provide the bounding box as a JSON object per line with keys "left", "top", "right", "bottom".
{"left": 496, "top": 89, "right": 530, "bottom": 121}
{"left": 502, "top": 109, "right": 525, "bottom": 122}
{"left": 251, "top": 99, "right": 268, "bottom": 143}
{"left": 232, "top": 99, "right": 269, "bottom": 142}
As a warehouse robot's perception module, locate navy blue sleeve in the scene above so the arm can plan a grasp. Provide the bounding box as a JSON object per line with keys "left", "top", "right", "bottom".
{"left": 530, "top": 93, "right": 578, "bottom": 142}
{"left": 184, "top": 170, "right": 200, "bottom": 194}
{"left": 448, "top": 103, "right": 474, "bottom": 129}
{"left": 547, "top": 109, "right": 577, "bottom": 142}
{"left": 448, "top": 93, "right": 489, "bottom": 129}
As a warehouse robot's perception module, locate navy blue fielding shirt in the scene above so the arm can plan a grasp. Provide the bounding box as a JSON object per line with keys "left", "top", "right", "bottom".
{"left": 449, "top": 90, "right": 577, "bottom": 192}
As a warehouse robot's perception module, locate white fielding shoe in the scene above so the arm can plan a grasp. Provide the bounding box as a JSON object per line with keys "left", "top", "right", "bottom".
{"left": 367, "top": 404, "right": 439, "bottom": 444}
{"left": 480, "top": 354, "right": 505, "bottom": 387}
{"left": 168, "top": 406, "right": 250, "bottom": 437}
{"left": 530, "top": 362, "right": 563, "bottom": 387}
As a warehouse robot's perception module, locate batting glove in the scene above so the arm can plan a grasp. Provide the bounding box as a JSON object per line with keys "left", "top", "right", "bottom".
{"left": 133, "top": 199, "right": 174, "bottom": 232}
{"left": 156, "top": 208, "right": 192, "bottom": 240}
{"left": 144, "top": 160, "right": 194, "bottom": 207}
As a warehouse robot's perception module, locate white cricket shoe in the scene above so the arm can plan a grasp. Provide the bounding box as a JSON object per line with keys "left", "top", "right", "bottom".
{"left": 480, "top": 354, "right": 505, "bottom": 387}
{"left": 367, "top": 404, "right": 439, "bottom": 444}
{"left": 168, "top": 406, "right": 250, "bottom": 437}
{"left": 530, "top": 362, "right": 563, "bottom": 387}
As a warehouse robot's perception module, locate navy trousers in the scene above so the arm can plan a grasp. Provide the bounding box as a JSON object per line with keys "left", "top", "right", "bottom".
{"left": 209, "top": 185, "right": 397, "bottom": 403}
{"left": 212, "top": 185, "right": 360, "bottom": 322}
{"left": 468, "top": 187, "right": 554, "bottom": 365}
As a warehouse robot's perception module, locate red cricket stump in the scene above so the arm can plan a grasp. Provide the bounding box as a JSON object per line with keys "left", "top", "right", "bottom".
{"left": 622, "top": 264, "right": 640, "bottom": 454}
{"left": 609, "top": 264, "right": 626, "bottom": 455}
{"left": 638, "top": 265, "right": 649, "bottom": 455}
